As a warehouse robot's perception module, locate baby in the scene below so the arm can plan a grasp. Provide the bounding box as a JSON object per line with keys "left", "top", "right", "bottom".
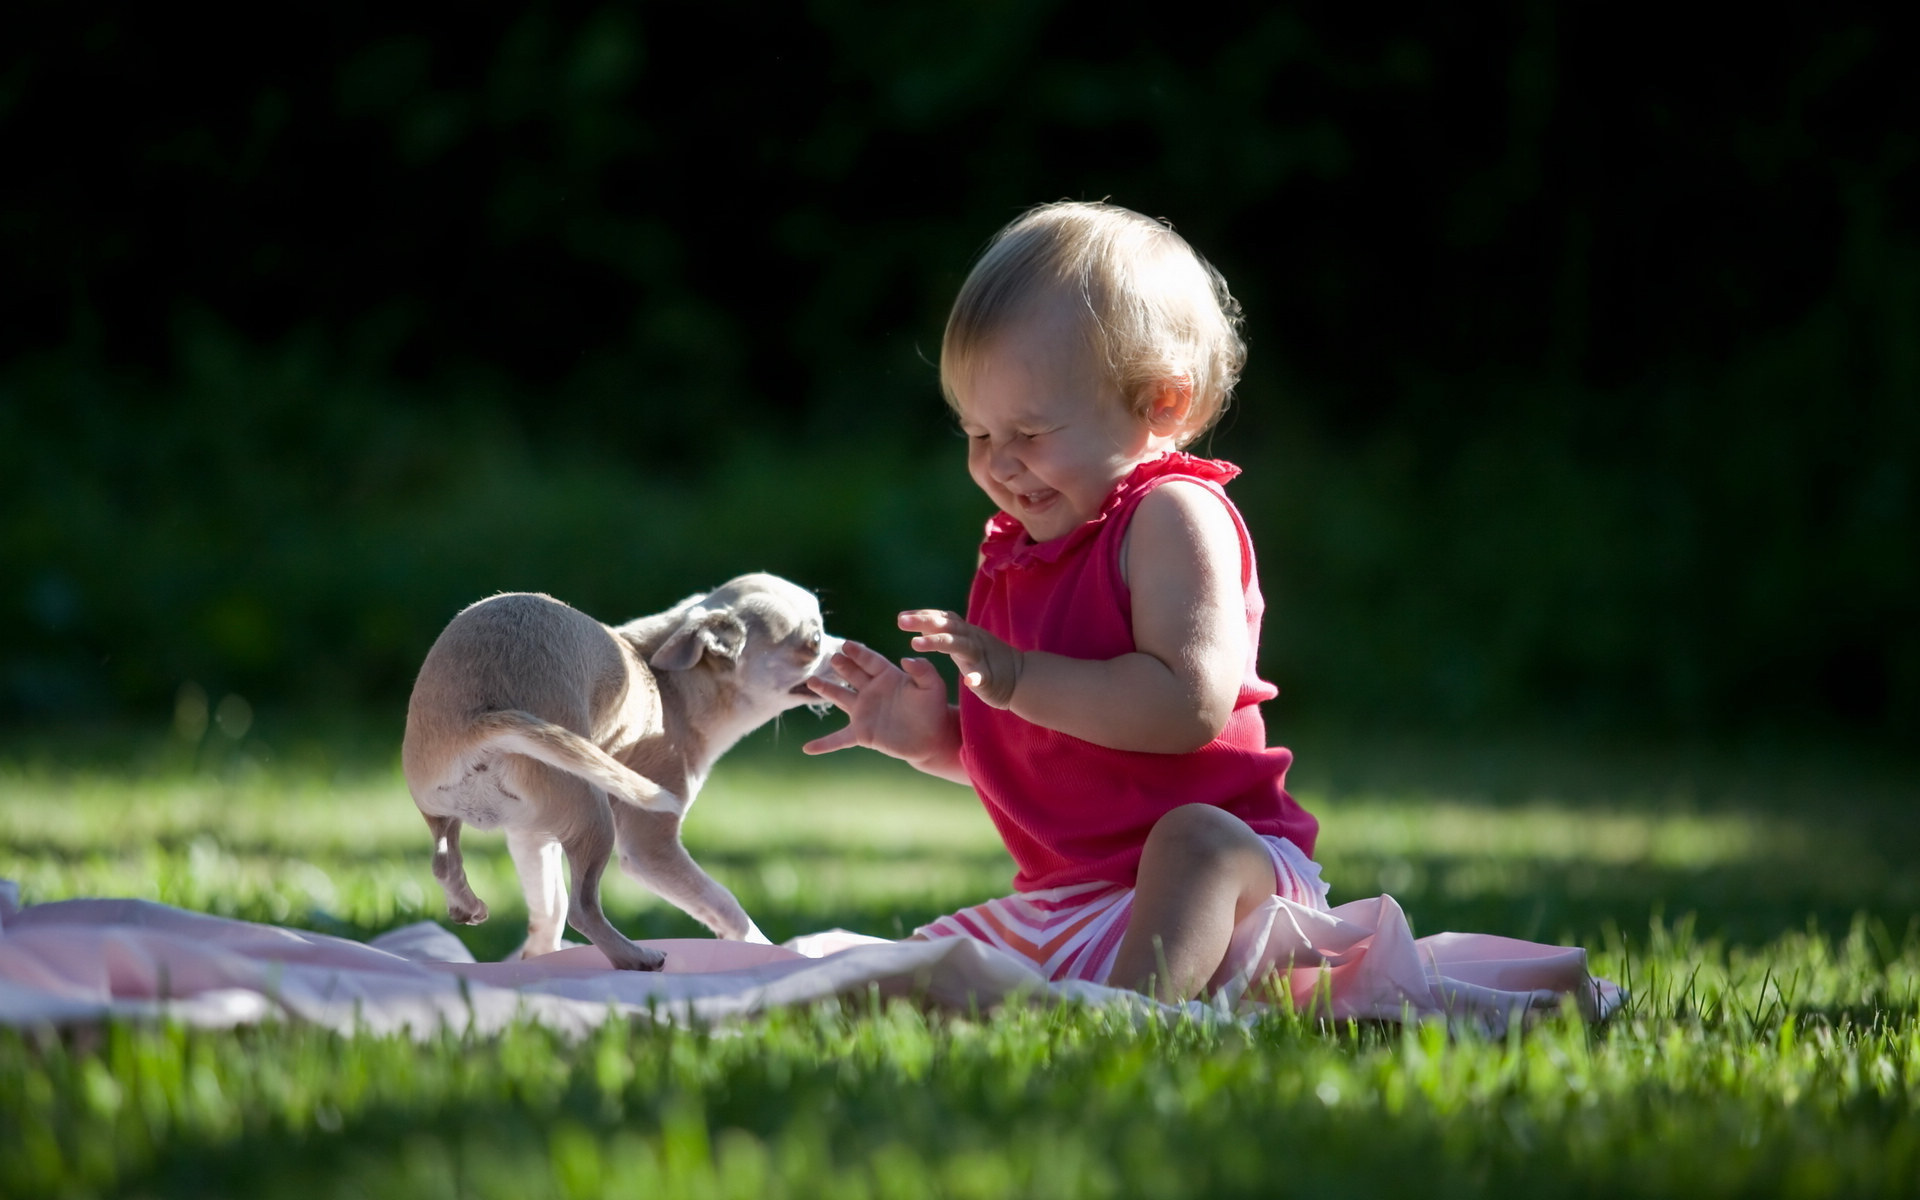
{"left": 804, "top": 201, "right": 1325, "bottom": 1001}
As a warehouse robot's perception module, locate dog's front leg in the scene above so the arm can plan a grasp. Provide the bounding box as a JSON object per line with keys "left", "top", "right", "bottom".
{"left": 506, "top": 829, "right": 569, "bottom": 959}
{"left": 613, "top": 807, "right": 759, "bottom": 941}
{"left": 425, "top": 813, "right": 488, "bottom": 925}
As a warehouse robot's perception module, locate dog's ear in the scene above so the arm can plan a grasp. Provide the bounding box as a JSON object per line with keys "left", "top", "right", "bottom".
{"left": 649, "top": 606, "right": 748, "bottom": 671}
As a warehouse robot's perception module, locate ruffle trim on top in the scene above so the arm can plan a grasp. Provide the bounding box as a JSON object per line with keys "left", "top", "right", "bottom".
{"left": 978, "top": 452, "right": 1243, "bottom": 574}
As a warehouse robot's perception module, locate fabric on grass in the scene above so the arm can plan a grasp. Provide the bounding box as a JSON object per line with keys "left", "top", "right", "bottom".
{"left": 0, "top": 878, "right": 1621, "bottom": 1037}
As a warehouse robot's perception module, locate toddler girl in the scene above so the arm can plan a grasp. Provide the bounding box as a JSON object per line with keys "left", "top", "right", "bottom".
{"left": 804, "top": 201, "right": 1326, "bottom": 1001}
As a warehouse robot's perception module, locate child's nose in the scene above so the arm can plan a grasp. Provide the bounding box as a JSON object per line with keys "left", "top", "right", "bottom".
{"left": 988, "top": 441, "right": 1022, "bottom": 481}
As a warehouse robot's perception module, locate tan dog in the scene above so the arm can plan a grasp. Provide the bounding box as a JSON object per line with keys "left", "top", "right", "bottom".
{"left": 401, "top": 573, "right": 842, "bottom": 970}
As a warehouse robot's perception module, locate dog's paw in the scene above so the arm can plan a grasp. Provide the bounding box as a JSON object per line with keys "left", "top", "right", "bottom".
{"left": 448, "top": 898, "right": 489, "bottom": 925}
{"left": 605, "top": 943, "right": 667, "bottom": 971}
{"left": 513, "top": 939, "right": 559, "bottom": 961}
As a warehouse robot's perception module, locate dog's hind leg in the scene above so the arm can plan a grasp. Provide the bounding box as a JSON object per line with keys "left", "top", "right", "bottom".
{"left": 548, "top": 779, "right": 666, "bottom": 971}
{"left": 506, "top": 829, "right": 569, "bottom": 959}
{"left": 425, "top": 813, "right": 489, "bottom": 925}
{"left": 613, "top": 807, "right": 759, "bottom": 942}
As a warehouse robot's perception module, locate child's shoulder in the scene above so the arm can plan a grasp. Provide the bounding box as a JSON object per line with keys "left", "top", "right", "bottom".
{"left": 1130, "top": 477, "right": 1242, "bottom": 543}
{"left": 1127, "top": 451, "right": 1244, "bottom": 517}
{"left": 1131, "top": 452, "right": 1243, "bottom": 492}
{"left": 1121, "top": 474, "right": 1250, "bottom": 585}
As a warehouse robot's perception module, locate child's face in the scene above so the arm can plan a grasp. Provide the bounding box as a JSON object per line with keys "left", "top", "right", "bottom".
{"left": 951, "top": 294, "right": 1169, "bottom": 543}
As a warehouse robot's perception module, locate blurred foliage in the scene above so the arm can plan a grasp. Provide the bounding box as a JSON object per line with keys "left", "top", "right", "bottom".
{"left": 1, "top": 2, "right": 1914, "bottom": 740}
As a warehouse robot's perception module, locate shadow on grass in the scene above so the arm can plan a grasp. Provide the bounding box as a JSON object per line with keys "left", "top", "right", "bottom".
{"left": 62, "top": 1008, "right": 1920, "bottom": 1200}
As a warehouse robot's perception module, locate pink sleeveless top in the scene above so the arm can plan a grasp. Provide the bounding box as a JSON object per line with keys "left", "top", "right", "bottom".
{"left": 958, "top": 453, "right": 1318, "bottom": 892}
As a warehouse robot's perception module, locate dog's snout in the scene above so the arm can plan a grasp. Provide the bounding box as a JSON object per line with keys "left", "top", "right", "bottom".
{"left": 802, "top": 634, "right": 847, "bottom": 691}
{"left": 786, "top": 632, "right": 846, "bottom": 699}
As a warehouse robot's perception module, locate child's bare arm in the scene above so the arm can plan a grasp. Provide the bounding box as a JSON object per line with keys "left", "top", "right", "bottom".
{"left": 903, "top": 482, "right": 1247, "bottom": 754}
{"left": 802, "top": 640, "right": 971, "bottom": 784}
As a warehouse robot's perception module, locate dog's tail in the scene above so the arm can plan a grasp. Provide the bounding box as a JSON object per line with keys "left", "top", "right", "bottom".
{"left": 466, "top": 710, "right": 684, "bottom": 814}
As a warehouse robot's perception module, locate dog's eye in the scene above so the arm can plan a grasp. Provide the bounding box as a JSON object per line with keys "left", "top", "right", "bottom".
{"left": 804, "top": 630, "right": 822, "bottom": 653}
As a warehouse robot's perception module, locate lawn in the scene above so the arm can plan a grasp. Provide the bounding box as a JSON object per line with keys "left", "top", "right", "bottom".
{"left": 3, "top": 717, "right": 1917, "bottom": 1198}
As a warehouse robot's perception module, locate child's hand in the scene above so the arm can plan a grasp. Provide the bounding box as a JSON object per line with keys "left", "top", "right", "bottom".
{"left": 897, "top": 610, "right": 1023, "bottom": 709}
{"left": 801, "top": 640, "right": 959, "bottom": 770}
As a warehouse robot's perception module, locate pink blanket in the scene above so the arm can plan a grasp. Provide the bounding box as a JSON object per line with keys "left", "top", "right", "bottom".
{"left": 0, "top": 880, "right": 1620, "bottom": 1036}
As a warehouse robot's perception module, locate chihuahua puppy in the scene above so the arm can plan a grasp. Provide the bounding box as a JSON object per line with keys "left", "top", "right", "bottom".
{"left": 402, "top": 573, "right": 841, "bottom": 970}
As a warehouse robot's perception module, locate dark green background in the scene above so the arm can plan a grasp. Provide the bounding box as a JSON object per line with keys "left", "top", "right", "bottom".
{"left": 3, "top": 3, "right": 1913, "bottom": 743}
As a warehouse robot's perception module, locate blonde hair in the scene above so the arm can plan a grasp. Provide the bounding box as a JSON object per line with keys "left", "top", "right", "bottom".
{"left": 940, "top": 201, "right": 1247, "bottom": 445}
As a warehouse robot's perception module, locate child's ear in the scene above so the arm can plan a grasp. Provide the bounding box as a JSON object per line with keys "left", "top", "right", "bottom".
{"left": 1145, "top": 376, "right": 1194, "bottom": 436}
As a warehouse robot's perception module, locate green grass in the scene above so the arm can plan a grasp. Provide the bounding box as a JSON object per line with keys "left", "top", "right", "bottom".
{"left": 3, "top": 719, "right": 1918, "bottom": 1198}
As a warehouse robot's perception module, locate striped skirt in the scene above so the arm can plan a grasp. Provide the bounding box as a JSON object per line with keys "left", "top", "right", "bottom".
{"left": 914, "top": 836, "right": 1329, "bottom": 985}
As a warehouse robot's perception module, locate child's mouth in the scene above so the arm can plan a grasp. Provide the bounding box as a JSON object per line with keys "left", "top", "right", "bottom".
{"left": 1018, "top": 489, "right": 1058, "bottom": 511}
